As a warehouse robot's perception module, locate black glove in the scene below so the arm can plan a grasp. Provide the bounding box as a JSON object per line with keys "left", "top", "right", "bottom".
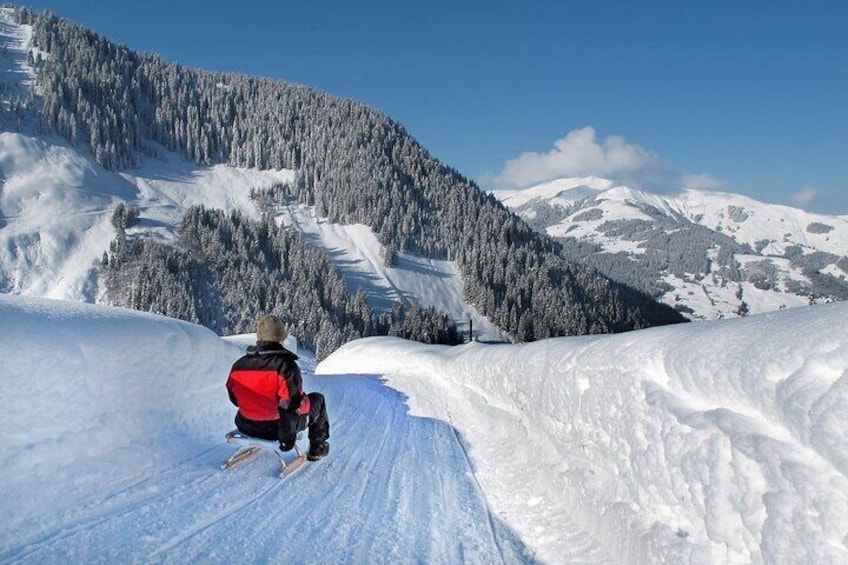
{"left": 279, "top": 437, "right": 295, "bottom": 452}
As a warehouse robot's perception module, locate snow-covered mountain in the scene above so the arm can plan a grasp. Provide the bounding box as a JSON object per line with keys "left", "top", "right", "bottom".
{"left": 2, "top": 294, "right": 846, "bottom": 563}
{"left": 0, "top": 7, "right": 504, "bottom": 340}
{"left": 494, "top": 177, "right": 848, "bottom": 319}
{"left": 1, "top": 6, "right": 685, "bottom": 350}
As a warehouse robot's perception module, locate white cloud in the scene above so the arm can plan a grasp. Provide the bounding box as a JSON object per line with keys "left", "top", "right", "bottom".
{"left": 682, "top": 173, "right": 724, "bottom": 191}
{"left": 792, "top": 186, "right": 820, "bottom": 206}
{"left": 491, "top": 126, "right": 666, "bottom": 189}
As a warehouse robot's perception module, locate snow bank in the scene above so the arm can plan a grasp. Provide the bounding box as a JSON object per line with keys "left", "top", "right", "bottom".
{"left": 318, "top": 304, "right": 848, "bottom": 564}
{"left": 0, "top": 295, "right": 242, "bottom": 525}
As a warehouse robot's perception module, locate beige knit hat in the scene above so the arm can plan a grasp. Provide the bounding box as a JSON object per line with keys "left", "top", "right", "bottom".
{"left": 256, "top": 314, "right": 288, "bottom": 343}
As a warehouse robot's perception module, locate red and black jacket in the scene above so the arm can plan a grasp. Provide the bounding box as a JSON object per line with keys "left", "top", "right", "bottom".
{"left": 226, "top": 341, "right": 310, "bottom": 422}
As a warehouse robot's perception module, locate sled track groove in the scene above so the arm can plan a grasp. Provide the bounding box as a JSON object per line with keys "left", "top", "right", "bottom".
{"left": 149, "top": 476, "right": 285, "bottom": 558}
{"left": 1, "top": 452, "right": 222, "bottom": 563}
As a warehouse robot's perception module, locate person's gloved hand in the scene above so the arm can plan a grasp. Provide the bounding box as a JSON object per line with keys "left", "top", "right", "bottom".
{"left": 279, "top": 438, "right": 295, "bottom": 452}
{"left": 294, "top": 394, "right": 311, "bottom": 416}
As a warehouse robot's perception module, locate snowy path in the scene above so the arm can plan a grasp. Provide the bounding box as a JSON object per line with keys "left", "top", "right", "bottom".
{"left": 1, "top": 366, "right": 536, "bottom": 563}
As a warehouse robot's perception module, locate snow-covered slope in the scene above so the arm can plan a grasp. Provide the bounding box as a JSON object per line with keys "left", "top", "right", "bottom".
{"left": 0, "top": 11, "right": 503, "bottom": 339}
{"left": 631, "top": 188, "right": 846, "bottom": 257}
{"left": 0, "top": 5, "right": 36, "bottom": 105}
{"left": 0, "top": 128, "right": 501, "bottom": 336}
{"left": 0, "top": 130, "right": 296, "bottom": 298}
{"left": 279, "top": 204, "right": 504, "bottom": 339}
{"left": 2, "top": 295, "right": 846, "bottom": 563}
{"left": 494, "top": 178, "right": 848, "bottom": 320}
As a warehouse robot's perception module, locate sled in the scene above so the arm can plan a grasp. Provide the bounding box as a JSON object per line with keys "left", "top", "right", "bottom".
{"left": 222, "top": 430, "right": 308, "bottom": 478}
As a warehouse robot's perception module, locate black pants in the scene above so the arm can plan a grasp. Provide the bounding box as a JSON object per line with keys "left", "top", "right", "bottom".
{"left": 235, "top": 392, "right": 330, "bottom": 446}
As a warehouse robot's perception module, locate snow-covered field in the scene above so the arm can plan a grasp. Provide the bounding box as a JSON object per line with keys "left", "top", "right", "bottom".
{"left": 2, "top": 294, "right": 846, "bottom": 563}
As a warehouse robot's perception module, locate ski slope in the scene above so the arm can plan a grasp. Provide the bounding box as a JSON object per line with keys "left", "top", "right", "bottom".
{"left": 2, "top": 295, "right": 847, "bottom": 563}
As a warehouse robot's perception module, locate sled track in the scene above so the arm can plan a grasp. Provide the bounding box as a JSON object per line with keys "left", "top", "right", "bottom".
{"left": 1, "top": 449, "right": 224, "bottom": 563}
{"left": 149, "top": 474, "right": 285, "bottom": 558}
{"left": 1, "top": 374, "right": 538, "bottom": 563}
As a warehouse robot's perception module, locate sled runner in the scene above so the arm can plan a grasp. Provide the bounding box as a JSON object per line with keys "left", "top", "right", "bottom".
{"left": 222, "top": 430, "right": 307, "bottom": 478}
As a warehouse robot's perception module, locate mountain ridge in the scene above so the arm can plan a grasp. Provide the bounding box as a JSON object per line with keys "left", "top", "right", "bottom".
{"left": 494, "top": 177, "right": 848, "bottom": 319}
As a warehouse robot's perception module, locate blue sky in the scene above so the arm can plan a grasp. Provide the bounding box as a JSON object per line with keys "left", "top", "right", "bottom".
{"left": 23, "top": 0, "right": 848, "bottom": 213}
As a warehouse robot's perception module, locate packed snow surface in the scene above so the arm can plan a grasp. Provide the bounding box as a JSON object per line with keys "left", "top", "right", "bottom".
{"left": 2, "top": 295, "right": 847, "bottom": 563}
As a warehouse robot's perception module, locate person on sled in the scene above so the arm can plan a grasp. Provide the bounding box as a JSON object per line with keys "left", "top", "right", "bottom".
{"left": 227, "top": 314, "right": 330, "bottom": 461}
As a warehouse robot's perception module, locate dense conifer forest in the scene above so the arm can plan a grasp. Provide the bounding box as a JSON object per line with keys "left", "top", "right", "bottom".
{"left": 10, "top": 7, "right": 685, "bottom": 353}
{"left": 103, "top": 204, "right": 458, "bottom": 358}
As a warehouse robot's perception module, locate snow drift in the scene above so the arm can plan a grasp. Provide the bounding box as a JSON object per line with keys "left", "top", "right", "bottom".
{"left": 319, "top": 303, "right": 848, "bottom": 563}
{"left": 0, "top": 296, "right": 242, "bottom": 519}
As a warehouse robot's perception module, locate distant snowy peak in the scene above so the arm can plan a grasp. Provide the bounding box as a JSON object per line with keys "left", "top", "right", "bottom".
{"left": 494, "top": 177, "right": 848, "bottom": 320}
{"left": 491, "top": 176, "right": 615, "bottom": 208}
{"left": 499, "top": 176, "right": 848, "bottom": 255}
{"left": 662, "top": 189, "right": 848, "bottom": 256}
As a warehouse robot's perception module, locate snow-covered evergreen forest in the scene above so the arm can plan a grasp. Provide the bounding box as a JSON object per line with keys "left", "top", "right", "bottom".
{"left": 103, "top": 203, "right": 458, "bottom": 359}
{"left": 5, "top": 6, "right": 684, "bottom": 350}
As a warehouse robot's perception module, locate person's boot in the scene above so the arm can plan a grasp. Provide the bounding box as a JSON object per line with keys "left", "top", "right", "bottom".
{"left": 307, "top": 441, "right": 330, "bottom": 461}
